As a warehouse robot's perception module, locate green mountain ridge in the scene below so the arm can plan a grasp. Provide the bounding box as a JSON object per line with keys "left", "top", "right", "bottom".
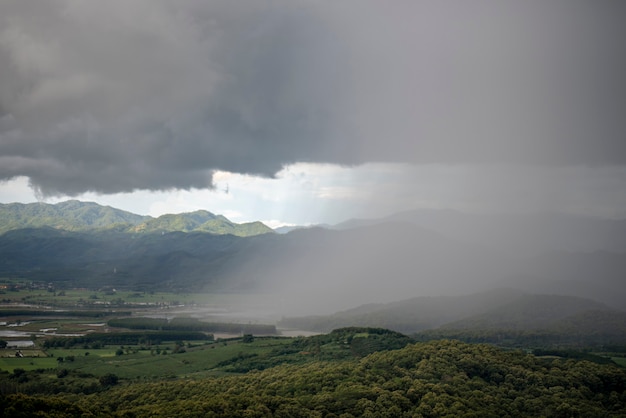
{"left": 0, "top": 201, "right": 273, "bottom": 237}
{"left": 0, "top": 201, "right": 146, "bottom": 233}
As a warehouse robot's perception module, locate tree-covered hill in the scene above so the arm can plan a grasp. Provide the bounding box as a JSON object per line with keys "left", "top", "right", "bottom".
{"left": 130, "top": 210, "right": 218, "bottom": 233}
{"left": 0, "top": 201, "right": 273, "bottom": 237}
{"left": 130, "top": 210, "right": 273, "bottom": 237}
{"left": 415, "top": 309, "right": 626, "bottom": 349}
{"left": 2, "top": 339, "right": 625, "bottom": 417}
{"left": 0, "top": 227, "right": 252, "bottom": 290}
{"left": 417, "top": 295, "right": 626, "bottom": 348}
{"left": 0, "top": 201, "right": 147, "bottom": 233}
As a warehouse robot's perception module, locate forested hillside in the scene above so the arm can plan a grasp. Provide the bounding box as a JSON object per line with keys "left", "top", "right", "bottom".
{"left": 0, "top": 227, "right": 241, "bottom": 290}
{"left": 0, "top": 201, "right": 146, "bottom": 233}
{"left": 0, "top": 201, "right": 273, "bottom": 237}
{"left": 416, "top": 309, "right": 626, "bottom": 349}
{"left": 129, "top": 210, "right": 273, "bottom": 236}
{"left": 2, "top": 339, "right": 625, "bottom": 417}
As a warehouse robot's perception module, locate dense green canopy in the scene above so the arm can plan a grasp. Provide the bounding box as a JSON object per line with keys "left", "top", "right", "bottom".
{"left": 2, "top": 339, "right": 625, "bottom": 417}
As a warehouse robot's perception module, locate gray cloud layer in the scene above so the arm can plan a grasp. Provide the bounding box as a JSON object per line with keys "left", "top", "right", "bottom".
{"left": 1, "top": 0, "right": 625, "bottom": 195}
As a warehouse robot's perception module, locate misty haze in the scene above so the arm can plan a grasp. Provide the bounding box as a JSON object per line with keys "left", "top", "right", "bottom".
{"left": 1, "top": 1, "right": 626, "bottom": 416}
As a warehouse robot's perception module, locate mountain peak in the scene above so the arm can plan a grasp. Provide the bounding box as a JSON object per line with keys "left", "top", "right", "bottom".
{"left": 0, "top": 200, "right": 273, "bottom": 237}
{"left": 0, "top": 200, "right": 146, "bottom": 233}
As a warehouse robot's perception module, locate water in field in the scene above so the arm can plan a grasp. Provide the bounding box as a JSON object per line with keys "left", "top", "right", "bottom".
{"left": 0, "top": 330, "right": 32, "bottom": 337}
{"left": 6, "top": 340, "right": 34, "bottom": 348}
{"left": 0, "top": 330, "right": 84, "bottom": 338}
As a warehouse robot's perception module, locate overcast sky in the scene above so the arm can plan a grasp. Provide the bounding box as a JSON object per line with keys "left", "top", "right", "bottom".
{"left": 1, "top": 1, "right": 625, "bottom": 226}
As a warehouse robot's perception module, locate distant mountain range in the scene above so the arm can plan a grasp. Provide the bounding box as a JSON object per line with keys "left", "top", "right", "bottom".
{"left": 278, "top": 289, "right": 610, "bottom": 333}
{"left": 1, "top": 200, "right": 625, "bottom": 317}
{"left": 0, "top": 201, "right": 273, "bottom": 237}
{"left": 279, "top": 289, "right": 626, "bottom": 347}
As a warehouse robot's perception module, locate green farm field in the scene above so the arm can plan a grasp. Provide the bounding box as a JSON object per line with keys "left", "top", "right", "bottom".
{"left": 57, "top": 338, "right": 293, "bottom": 379}
{"left": 612, "top": 357, "right": 626, "bottom": 367}
{"left": 1, "top": 280, "right": 277, "bottom": 319}
{"left": 0, "top": 337, "right": 292, "bottom": 379}
{"left": 0, "top": 353, "right": 56, "bottom": 372}
{"left": 2, "top": 284, "right": 207, "bottom": 308}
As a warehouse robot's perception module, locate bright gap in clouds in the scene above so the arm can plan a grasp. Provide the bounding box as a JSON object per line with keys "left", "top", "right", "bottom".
{"left": 1, "top": 163, "right": 626, "bottom": 228}
{"left": 0, "top": 163, "right": 389, "bottom": 227}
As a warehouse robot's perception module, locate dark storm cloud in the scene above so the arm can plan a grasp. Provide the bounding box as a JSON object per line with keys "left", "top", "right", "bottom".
{"left": 1, "top": 0, "right": 625, "bottom": 195}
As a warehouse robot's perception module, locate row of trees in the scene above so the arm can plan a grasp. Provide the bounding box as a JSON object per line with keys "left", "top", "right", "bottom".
{"left": 42, "top": 331, "right": 209, "bottom": 348}
{"left": 107, "top": 316, "right": 277, "bottom": 335}
{"left": 414, "top": 327, "right": 626, "bottom": 349}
